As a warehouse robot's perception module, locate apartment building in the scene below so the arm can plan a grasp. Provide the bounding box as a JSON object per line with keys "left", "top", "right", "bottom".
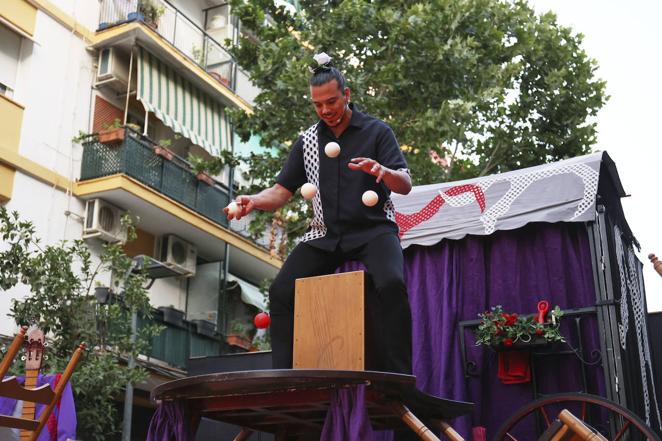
{"left": 0, "top": 0, "right": 291, "bottom": 426}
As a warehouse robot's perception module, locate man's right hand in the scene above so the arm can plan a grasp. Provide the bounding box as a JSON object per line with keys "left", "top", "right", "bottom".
{"left": 224, "top": 195, "right": 255, "bottom": 220}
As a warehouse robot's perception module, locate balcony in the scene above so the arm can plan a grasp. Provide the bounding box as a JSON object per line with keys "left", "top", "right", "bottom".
{"left": 97, "top": 0, "right": 238, "bottom": 93}
{"left": 138, "top": 309, "right": 225, "bottom": 370}
{"left": 80, "top": 127, "right": 230, "bottom": 228}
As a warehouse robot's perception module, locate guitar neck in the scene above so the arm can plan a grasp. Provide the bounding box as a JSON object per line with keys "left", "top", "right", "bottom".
{"left": 19, "top": 369, "right": 39, "bottom": 441}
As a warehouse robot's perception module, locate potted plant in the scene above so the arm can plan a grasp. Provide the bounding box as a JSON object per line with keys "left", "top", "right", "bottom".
{"left": 154, "top": 138, "right": 174, "bottom": 160}
{"left": 98, "top": 118, "right": 125, "bottom": 145}
{"left": 94, "top": 281, "right": 113, "bottom": 305}
{"left": 158, "top": 305, "right": 185, "bottom": 327}
{"left": 226, "top": 319, "right": 254, "bottom": 350}
{"left": 188, "top": 154, "right": 221, "bottom": 186}
{"left": 138, "top": 0, "right": 165, "bottom": 30}
{"left": 475, "top": 304, "right": 565, "bottom": 350}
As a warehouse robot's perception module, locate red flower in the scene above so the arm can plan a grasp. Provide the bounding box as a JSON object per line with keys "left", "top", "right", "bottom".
{"left": 495, "top": 327, "right": 503, "bottom": 336}
{"left": 535, "top": 328, "right": 544, "bottom": 336}
{"left": 503, "top": 338, "right": 514, "bottom": 347}
{"left": 502, "top": 313, "right": 518, "bottom": 326}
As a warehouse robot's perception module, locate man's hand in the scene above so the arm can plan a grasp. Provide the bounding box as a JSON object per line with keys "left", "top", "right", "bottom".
{"left": 348, "top": 157, "right": 412, "bottom": 195}
{"left": 348, "top": 157, "right": 387, "bottom": 183}
{"left": 224, "top": 195, "right": 255, "bottom": 221}
{"left": 223, "top": 184, "right": 295, "bottom": 220}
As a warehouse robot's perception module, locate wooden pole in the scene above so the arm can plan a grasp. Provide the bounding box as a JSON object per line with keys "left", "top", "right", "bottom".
{"left": 648, "top": 254, "right": 662, "bottom": 277}
{"left": 438, "top": 419, "right": 466, "bottom": 441}
{"left": 388, "top": 402, "right": 443, "bottom": 441}
{"left": 0, "top": 326, "right": 27, "bottom": 380}
{"left": 233, "top": 428, "right": 253, "bottom": 441}
{"left": 558, "top": 409, "right": 608, "bottom": 440}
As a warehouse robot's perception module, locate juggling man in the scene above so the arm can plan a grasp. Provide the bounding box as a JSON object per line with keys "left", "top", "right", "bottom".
{"left": 225, "top": 52, "right": 413, "bottom": 374}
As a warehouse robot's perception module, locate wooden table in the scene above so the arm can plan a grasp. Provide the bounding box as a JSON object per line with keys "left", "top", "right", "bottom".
{"left": 151, "top": 369, "right": 473, "bottom": 440}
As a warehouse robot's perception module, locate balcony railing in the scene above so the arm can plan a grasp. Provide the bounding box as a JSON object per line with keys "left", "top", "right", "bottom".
{"left": 98, "top": 0, "right": 237, "bottom": 91}
{"left": 138, "top": 309, "right": 222, "bottom": 369}
{"left": 80, "top": 127, "right": 230, "bottom": 228}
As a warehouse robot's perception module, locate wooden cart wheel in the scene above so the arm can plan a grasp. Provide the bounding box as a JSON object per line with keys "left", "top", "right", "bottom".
{"left": 493, "top": 393, "right": 660, "bottom": 441}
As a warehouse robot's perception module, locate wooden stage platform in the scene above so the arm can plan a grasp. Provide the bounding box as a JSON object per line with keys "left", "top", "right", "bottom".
{"left": 151, "top": 369, "right": 474, "bottom": 440}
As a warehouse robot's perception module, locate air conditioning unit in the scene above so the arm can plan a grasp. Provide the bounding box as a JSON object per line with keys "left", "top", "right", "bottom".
{"left": 83, "top": 199, "right": 128, "bottom": 243}
{"left": 95, "top": 47, "right": 129, "bottom": 94}
{"left": 157, "top": 234, "right": 197, "bottom": 277}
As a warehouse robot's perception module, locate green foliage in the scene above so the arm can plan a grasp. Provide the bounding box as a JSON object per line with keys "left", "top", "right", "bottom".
{"left": 138, "top": 0, "right": 165, "bottom": 23}
{"left": 188, "top": 150, "right": 242, "bottom": 176}
{"left": 475, "top": 304, "right": 565, "bottom": 347}
{"left": 227, "top": 0, "right": 607, "bottom": 249}
{"left": 0, "top": 207, "right": 162, "bottom": 441}
{"left": 103, "top": 118, "right": 123, "bottom": 130}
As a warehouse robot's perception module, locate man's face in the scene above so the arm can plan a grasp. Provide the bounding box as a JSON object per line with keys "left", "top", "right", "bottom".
{"left": 310, "top": 80, "right": 350, "bottom": 127}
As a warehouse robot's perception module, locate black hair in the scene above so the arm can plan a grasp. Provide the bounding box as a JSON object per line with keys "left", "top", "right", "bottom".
{"left": 309, "top": 63, "right": 346, "bottom": 91}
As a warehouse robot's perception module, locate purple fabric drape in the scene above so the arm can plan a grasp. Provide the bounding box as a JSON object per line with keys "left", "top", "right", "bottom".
{"left": 321, "top": 385, "right": 375, "bottom": 440}
{"left": 146, "top": 400, "right": 197, "bottom": 441}
{"left": 334, "top": 222, "right": 603, "bottom": 439}
{"left": 0, "top": 375, "right": 77, "bottom": 441}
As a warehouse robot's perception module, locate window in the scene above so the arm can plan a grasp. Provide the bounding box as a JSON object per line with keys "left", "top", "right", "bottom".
{"left": 0, "top": 24, "right": 22, "bottom": 98}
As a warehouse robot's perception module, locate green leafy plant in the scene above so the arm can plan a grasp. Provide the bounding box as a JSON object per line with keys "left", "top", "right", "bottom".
{"left": 191, "top": 45, "right": 206, "bottom": 66}
{"left": 188, "top": 150, "right": 241, "bottom": 176}
{"left": 187, "top": 153, "right": 221, "bottom": 176}
{"left": 71, "top": 130, "right": 93, "bottom": 144}
{"left": 102, "top": 118, "right": 123, "bottom": 130}
{"left": 475, "top": 305, "right": 565, "bottom": 348}
{"left": 0, "top": 207, "right": 162, "bottom": 440}
{"left": 138, "top": 0, "right": 165, "bottom": 24}
{"left": 228, "top": 319, "right": 252, "bottom": 337}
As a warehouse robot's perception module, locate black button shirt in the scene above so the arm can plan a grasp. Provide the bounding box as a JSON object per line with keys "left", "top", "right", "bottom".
{"left": 276, "top": 105, "right": 408, "bottom": 252}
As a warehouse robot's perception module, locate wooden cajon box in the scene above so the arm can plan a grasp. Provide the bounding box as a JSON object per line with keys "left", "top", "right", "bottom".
{"left": 293, "top": 271, "right": 365, "bottom": 370}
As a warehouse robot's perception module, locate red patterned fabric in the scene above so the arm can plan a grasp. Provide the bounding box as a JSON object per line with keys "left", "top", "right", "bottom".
{"left": 46, "top": 373, "right": 62, "bottom": 441}
{"left": 395, "top": 184, "right": 485, "bottom": 237}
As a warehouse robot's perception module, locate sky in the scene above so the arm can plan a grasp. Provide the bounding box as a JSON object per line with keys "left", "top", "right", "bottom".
{"left": 525, "top": 0, "right": 662, "bottom": 312}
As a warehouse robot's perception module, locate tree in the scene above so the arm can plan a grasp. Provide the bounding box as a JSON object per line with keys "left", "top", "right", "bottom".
{"left": 227, "top": 0, "right": 607, "bottom": 250}
{"left": 0, "top": 207, "right": 161, "bottom": 441}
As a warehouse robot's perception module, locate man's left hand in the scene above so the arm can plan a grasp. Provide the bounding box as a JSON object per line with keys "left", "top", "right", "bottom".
{"left": 348, "top": 157, "right": 388, "bottom": 183}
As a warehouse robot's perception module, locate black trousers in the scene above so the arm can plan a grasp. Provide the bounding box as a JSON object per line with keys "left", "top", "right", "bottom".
{"left": 269, "top": 233, "right": 413, "bottom": 374}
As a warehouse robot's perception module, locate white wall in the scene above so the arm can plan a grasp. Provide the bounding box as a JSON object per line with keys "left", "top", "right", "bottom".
{"left": 49, "top": 0, "right": 101, "bottom": 30}
{"left": 148, "top": 276, "right": 188, "bottom": 311}
{"left": 16, "top": 10, "right": 95, "bottom": 181}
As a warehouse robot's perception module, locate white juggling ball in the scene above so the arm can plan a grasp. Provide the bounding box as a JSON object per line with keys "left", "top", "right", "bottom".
{"left": 324, "top": 141, "right": 341, "bottom": 158}
{"left": 301, "top": 183, "right": 318, "bottom": 200}
{"left": 227, "top": 201, "right": 241, "bottom": 217}
{"left": 362, "top": 190, "right": 379, "bottom": 207}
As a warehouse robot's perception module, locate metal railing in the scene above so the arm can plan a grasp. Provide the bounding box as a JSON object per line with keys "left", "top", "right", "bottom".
{"left": 138, "top": 309, "right": 222, "bottom": 369}
{"left": 80, "top": 127, "right": 231, "bottom": 228}
{"left": 98, "top": 0, "right": 237, "bottom": 91}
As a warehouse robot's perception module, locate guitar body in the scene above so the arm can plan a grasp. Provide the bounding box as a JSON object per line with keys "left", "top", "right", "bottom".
{"left": 20, "top": 327, "right": 45, "bottom": 441}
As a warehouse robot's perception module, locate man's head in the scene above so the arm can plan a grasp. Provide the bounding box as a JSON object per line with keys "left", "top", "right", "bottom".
{"left": 310, "top": 65, "right": 350, "bottom": 127}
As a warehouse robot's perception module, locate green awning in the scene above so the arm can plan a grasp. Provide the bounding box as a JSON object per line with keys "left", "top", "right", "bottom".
{"left": 137, "top": 47, "right": 230, "bottom": 156}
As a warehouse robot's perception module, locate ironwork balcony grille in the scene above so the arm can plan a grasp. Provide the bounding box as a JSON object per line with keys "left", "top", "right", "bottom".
{"left": 80, "top": 128, "right": 230, "bottom": 228}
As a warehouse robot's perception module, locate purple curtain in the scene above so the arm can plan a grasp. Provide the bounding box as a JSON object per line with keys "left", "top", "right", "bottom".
{"left": 321, "top": 385, "right": 375, "bottom": 440}
{"left": 334, "top": 222, "right": 604, "bottom": 439}
{"left": 146, "top": 401, "right": 198, "bottom": 441}
{"left": 0, "top": 375, "right": 76, "bottom": 441}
